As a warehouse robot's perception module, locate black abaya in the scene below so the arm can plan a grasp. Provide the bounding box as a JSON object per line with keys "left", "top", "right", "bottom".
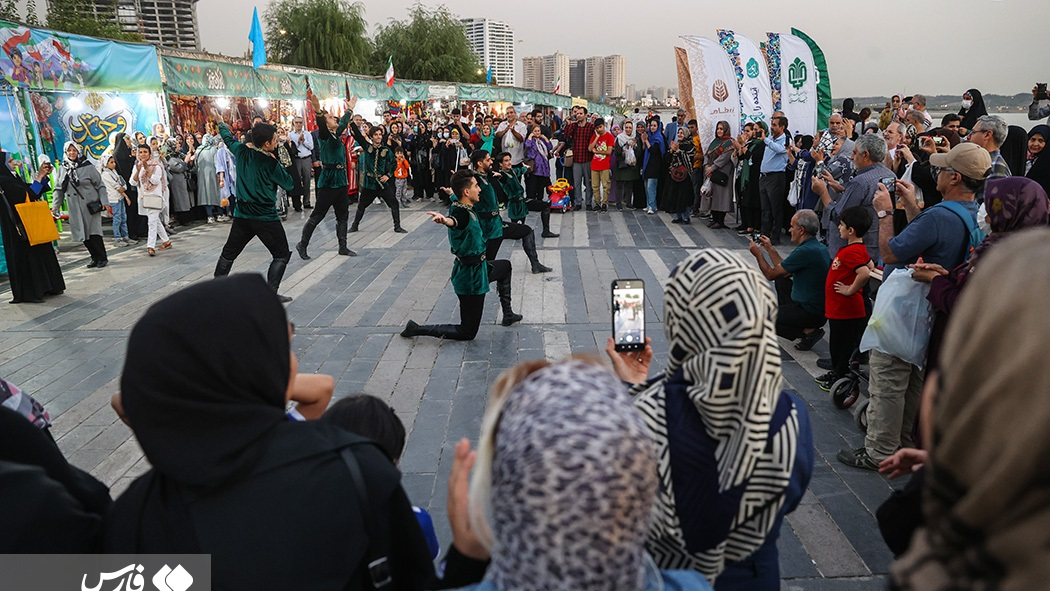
{"left": 0, "top": 169, "right": 65, "bottom": 303}
{"left": 113, "top": 133, "right": 145, "bottom": 239}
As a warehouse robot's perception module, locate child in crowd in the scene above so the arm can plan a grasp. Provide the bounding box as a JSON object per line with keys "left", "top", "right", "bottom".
{"left": 817, "top": 205, "right": 874, "bottom": 390}
{"left": 100, "top": 154, "right": 132, "bottom": 247}
{"left": 322, "top": 395, "right": 441, "bottom": 559}
{"left": 129, "top": 144, "right": 171, "bottom": 257}
{"left": 394, "top": 147, "right": 412, "bottom": 207}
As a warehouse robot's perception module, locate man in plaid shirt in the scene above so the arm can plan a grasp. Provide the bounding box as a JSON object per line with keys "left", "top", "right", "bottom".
{"left": 560, "top": 106, "right": 595, "bottom": 210}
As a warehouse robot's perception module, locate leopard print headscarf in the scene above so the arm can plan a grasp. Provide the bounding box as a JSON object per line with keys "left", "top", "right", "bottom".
{"left": 472, "top": 361, "right": 658, "bottom": 591}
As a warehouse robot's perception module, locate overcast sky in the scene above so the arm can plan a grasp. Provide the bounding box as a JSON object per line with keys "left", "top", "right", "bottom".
{"left": 189, "top": 0, "right": 1044, "bottom": 97}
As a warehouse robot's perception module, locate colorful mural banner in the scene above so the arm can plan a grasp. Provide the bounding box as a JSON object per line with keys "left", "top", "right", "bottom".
{"left": 27, "top": 90, "right": 162, "bottom": 165}
{"left": 717, "top": 30, "right": 773, "bottom": 128}
{"left": 254, "top": 67, "right": 307, "bottom": 100}
{"left": 767, "top": 32, "right": 819, "bottom": 136}
{"left": 162, "top": 55, "right": 257, "bottom": 98}
{"left": 0, "top": 20, "right": 161, "bottom": 92}
{"left": 680, "top": 36, "right": 740, "bottom": 151}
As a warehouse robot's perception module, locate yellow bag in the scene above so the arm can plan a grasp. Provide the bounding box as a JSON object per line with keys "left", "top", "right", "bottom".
{"left": 15, "top": 193, "right": 60, "bottom": 246}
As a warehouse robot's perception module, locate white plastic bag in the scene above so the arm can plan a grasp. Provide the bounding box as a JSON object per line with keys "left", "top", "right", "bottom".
{"left": 859, "top": 268, "right": 933, "bottom": 368}
{"left": 700, "top": 177, "right": 713, "bottom": 197}
{"left": 787, "top": 180, "right": 799, "bottom": 207}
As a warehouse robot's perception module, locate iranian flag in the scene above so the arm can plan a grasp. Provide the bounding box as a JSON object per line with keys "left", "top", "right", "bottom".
{"left": 385, "top": 56, "right": 395, "bottom": 87}
{"left": 553, "top": 76, "right": 561, "bottom": 94}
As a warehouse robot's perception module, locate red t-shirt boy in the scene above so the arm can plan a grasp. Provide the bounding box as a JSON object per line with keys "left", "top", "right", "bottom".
{"left": 819, "top": 206, "right": 875, "bottom": 386}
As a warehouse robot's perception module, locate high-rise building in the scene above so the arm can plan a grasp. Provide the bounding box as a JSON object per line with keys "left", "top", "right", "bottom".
{"left": 460, "top": 18, "right": 516, "bottom": 86}
{"left": 522, "top": 52, "right": 569, "bottom": 95}
{"left": 626, "top": 84, "right": 636, "bottom": 102}
{"left": 602, "top": 54, "right": 626, "bottom": 99}
{"left": 53, "top": 0, "right": 202, "bottom": 51}
{"left": 569, "top": 59, "right": 586, "bottom": 97}
{"left": 584, "top": 56, "right": 604, "bottom": 100}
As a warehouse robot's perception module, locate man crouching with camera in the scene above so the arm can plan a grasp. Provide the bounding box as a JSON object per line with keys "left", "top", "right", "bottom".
{"left": 748, "top": 209, "right": 831, "bottom": 350}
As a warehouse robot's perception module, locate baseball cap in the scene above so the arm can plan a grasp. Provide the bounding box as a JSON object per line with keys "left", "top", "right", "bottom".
{"left": 929, "top": 143, "right": 992, "bottom": 180}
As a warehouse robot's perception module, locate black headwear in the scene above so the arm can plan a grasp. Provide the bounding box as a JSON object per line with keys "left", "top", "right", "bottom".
{"left": 112, "top": 132, "right": 135, "bottom": 181}
{"left": 1026, "top": 125, "right": 1050, "bottom": 197}
{"left": 1000, "top": 125, "right": 1029, "bottom": 178}
{"left": 121, "top": 274, "right": 290, "bottom": 489}
{"left": 959, "top": 88, "right": 988, "bottom": 131}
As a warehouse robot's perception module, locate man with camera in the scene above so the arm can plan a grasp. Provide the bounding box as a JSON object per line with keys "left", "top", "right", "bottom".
{"left": 838, "top": 142, "right": 988, "bottom": 471}
{"left": 749, "top": 209, "right": 830, "bottom": 351}
{"left": 966, "top": 115, "right": 1012, "bottom": 179}
{"left": 1030, "top": 83, "right": 1050, "bottom": 124}
{"left": 812, "top": 134, "right": 891, "bottom": 260}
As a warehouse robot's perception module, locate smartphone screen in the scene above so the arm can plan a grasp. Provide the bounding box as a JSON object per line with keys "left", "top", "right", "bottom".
{"left": 612, "top": 279, "right": 645, "bottom": 352}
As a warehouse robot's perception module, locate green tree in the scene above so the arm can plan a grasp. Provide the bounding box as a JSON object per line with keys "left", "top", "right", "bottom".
{"left": 372, "top": 4, "right": 483, "bottom": 83}
{"left": 265, "top": 0, "right": 373, "bottom": 73}
{"left": 46, "top": 0, "right": 142, "bottom": 41}
{"left": 0, "top": 0, "right": 19, "bottom": 22}
{"left": 24, "top": 0, "right": 40, "bottom": 25}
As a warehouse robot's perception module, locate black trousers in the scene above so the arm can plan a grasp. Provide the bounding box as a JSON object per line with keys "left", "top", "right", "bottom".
{"left": 353, "top": 186, "right": 400, "bottom": 228}
{"left": 486, "top": 222, "right": 532, "bottom": 261}
{"left": 83, "top": 234, "right": 107, "bottom": 263}
{"left": 220, "top": 217, "right": 291, "bottom": 262}
{"left": 526, "top": 174, "right": 550, "bottom": 202}
{"left": 829, "top": 317, "right": 868, "bottom": 377}
{"left": 759, "top": 172, "right": 787, "bottom": 242}
{"left": 416, "top": 259, "right": 511, "bottom": 340}
{"left": 775, "top": 276, "right": 825, "bottom": 340}
{"left": 309, "top": 186, "right": 349, "bottom": 226}
{"left": 412, "top": 164, "right": 432, "bottom": 200}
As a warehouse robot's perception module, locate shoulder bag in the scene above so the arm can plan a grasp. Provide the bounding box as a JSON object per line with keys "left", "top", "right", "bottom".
{"left": 4, "top": 186, "right": 60, "bottom": 246}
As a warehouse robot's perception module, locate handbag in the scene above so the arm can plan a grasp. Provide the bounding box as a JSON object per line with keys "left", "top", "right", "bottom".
{"left": 86, "top": 199, "right": 104, "bottom": 214}
{"left": 710, "top": 169, "right": 730, "bottom": 187}
{"left": 670, "top": 164, "right": 689, "bottom": 182}
{"left": 562, "top": 149, "right": 574, "bottom": 168}
{"left": 12, "top": 190, "right": 60, "bottom": 246}
{"left": 142, "top": 194, "right": 165, "bottom": 210}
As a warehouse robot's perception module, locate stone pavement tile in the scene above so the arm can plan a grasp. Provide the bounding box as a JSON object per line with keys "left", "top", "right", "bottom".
{"left": 787, "top": 502, "right": 871, "bottom": 578}
{"left": 778, "top": 521, "right": 821, "bottom": 579}
{"left": 782, "top": 578, "right": 887, "bottom": 591}
{"left": 422, "top": 367, "right": 460, "bottom": 401}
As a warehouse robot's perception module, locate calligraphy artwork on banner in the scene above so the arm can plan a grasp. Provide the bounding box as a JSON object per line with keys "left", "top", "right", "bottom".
{"left": 27, "top": 90, "right": 160, "bottom": 164}
{"left": 0, "top": 20, "right": 161, "bottom": 92}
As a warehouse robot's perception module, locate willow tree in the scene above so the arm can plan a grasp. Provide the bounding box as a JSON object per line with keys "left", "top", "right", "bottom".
{"left": 372, "top": 4, "right": 483, "bottom": 83}
{"left": 265, "top": 0, "right": 372, "bottom": 73}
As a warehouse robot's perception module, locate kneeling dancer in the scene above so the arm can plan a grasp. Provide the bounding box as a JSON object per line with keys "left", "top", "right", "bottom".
{"left": 401, "top": 169, "right": 522, "bottom": 340}
{"left": 210, "top": 110, "right": 296, "bottom": 303}
{"left": 471, "top": 150, "right": 552, "bottom": 273}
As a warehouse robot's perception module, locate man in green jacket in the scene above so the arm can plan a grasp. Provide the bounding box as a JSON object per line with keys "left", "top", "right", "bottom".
{"left": 296, "top": 94, "right": 357, "bottom": 259}
{"left": 349, "top": 118, "right": 404, "bottom": 233}
{"left": 400, "top": 169, "right": 521, "bottom": 340}
{"left": 210, "top": 109, "right": 296, "bottom": 303}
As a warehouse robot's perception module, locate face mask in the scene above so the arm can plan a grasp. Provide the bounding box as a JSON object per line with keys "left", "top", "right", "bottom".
{"left": 977, "top": 202, "right": 991, "bottom": 235}
{"left": 442, "top": 132, "right": 450, "bottom": 139}
{"left": 961, "top": 99, "right": 973, "bottom": 110}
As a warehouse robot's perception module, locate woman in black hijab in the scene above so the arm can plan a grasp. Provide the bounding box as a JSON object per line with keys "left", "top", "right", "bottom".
{"left": 112, "top": 132, "right": 143, "bottom": 241}
{"left": 958, "top": 89, "right": 988, "bottom": 135}
{"left": 0, "top": 156, "right": 65, "bottom": 303}
{"left": 0, "top": 405, "right": 111, "bottom": 552}
{"left": 1000, "top": 125, "right": 1029, "bottom": 179}
{"left": 104, "top": 274, "right": 434, "bottom": 590}
{"left": 1025, "top": 125, "right": 1050, "bottom": 196}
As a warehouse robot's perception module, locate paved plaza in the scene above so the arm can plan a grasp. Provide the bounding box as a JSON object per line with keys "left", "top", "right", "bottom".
{"left": 1, "top": 205, "right": 895, "bottom": 588}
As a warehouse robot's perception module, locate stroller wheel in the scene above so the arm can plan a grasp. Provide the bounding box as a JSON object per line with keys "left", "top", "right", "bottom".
{"left": 854, "top": 398, "right": 870, "bottom": 432}
{"left": 831, "top": 377, "right": 859, "bottom": 409}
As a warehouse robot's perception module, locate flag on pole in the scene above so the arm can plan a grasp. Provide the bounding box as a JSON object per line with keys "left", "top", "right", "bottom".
{"left": 385, "top": 56, "right": 395, "bottom": 87}
{"left": 553, "top": 76, "right": 561, "bottom": 94}
{"left": 248, "top": 7, "right": 266, "bottom": 70}
{"left": 486, "top": 65, "right": 493, "bottom": 84}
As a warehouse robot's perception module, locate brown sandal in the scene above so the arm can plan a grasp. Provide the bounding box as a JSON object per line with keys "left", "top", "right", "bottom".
{"left": 160, "top": 241, "right": 173, "bottom": 250}
{"left": 147, "top": 248, "right": 156, "bottom": 257}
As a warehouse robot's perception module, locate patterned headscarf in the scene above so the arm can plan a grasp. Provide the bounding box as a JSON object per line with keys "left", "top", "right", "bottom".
{"left": 470, "top": 360, "right": 658, "bottom": 591}
{"left": 965, "top": 177, "right": 1050, "bottom": 274}
{"left": 891, "top": 228, "right": 1050, "bottom": 591}
{"left": 633, "top": 249, "right": 800, "bottom": 581}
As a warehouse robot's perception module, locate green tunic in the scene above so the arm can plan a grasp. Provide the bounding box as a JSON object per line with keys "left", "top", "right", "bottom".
{"left": 472, "top": 171, "right": 503, "bottom": 241}
{"left": 316, "top": 111, "right": 352, "bottom": 189}
{"left": 448, "top": 202, "right": 489, "bottom": 296}
{"left": 217, "top": 123, "right": 294, "bottom": 222}
{"left": 498, "top": 167, "right": 528, "bottom": 221}
{"left": 350, "top": 122, "right": 396, "bottom": 191}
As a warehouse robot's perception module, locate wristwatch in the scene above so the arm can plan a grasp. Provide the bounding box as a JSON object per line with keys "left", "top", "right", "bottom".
{"left": 877, "top": 210, "right": 893, "bottom": 219}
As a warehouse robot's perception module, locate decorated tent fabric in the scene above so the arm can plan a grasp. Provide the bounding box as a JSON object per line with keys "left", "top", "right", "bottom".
{"left": 306, "top": 72, "right": 348, "bottom": 100}
{"left": 254, "top": 67, "right": 307, "bottom": 100}
{"left": 0, "top": 20, "right": 161, "bottom": 92}
{"left": 162, "top": 55, "right": 257, "bottom": 98}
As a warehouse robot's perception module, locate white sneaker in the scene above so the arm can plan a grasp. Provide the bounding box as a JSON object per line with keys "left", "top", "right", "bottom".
{"left": 217, "top": 215, "right": 228, "bottom": 222}
{"left": 207, "top": 217, "right": 216, "bottom": 223}
{"left": 645, "top": 208, "right": 655, "bottom": 215}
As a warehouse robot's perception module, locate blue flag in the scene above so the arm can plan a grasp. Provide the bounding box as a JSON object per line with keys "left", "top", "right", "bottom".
{"left": 486, "top": 65, "right": 493, "bottom": 84}
{"left": 249, "top": 7, "right": 266, "bottom": 70}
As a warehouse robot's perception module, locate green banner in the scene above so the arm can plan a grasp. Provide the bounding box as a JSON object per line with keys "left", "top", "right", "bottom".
{"left": 162, "top": 55, "right": 256, "bottom": 97}
{"left": 791, "top": 28, "right": 832, "bottom": 130}
{"left": 394, "top": 81, "right": 428, "bottom": 102}
{"left": 348, "top": 77, "right": 393, "bottom": 101}
{"left": 254, "top": 67, "right": 307, "bottom": 99}
{"left": 306, "top": 72, "right": 346, "bottom": 99}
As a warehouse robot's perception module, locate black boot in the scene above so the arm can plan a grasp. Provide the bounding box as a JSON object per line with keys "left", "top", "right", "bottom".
{"left": 400, "top": 320, "right": 420, "bottom": 337}
{"left": 336, "top": 220, "right": 356, "bottom": 255}
{"left": 497, "top": 275, "right": 523, "bottom": 326}
{"left": 214, "top": 256, "right": 234, "bottom": 277}
{"left": 522, "top": 229, "right": 552, "bottom": 273}
{"left": 350, "top": 206, "right": 364, "bottom": 232}
{"left": 540, "top": 211, "right": 559, "bottom": 238}
{"left": 297, "top": 218, "right": 318, "bottom": 260}
{"left": 267, "top": 256, "right": 293, "bottom": 303}
{"left": 391, "top": 202, "right": 406, "bottom": 233}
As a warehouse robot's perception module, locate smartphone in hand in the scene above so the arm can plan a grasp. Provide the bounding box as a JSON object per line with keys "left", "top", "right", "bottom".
{"left": 612, "top": 279, "right": 645, "bottom": 352}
